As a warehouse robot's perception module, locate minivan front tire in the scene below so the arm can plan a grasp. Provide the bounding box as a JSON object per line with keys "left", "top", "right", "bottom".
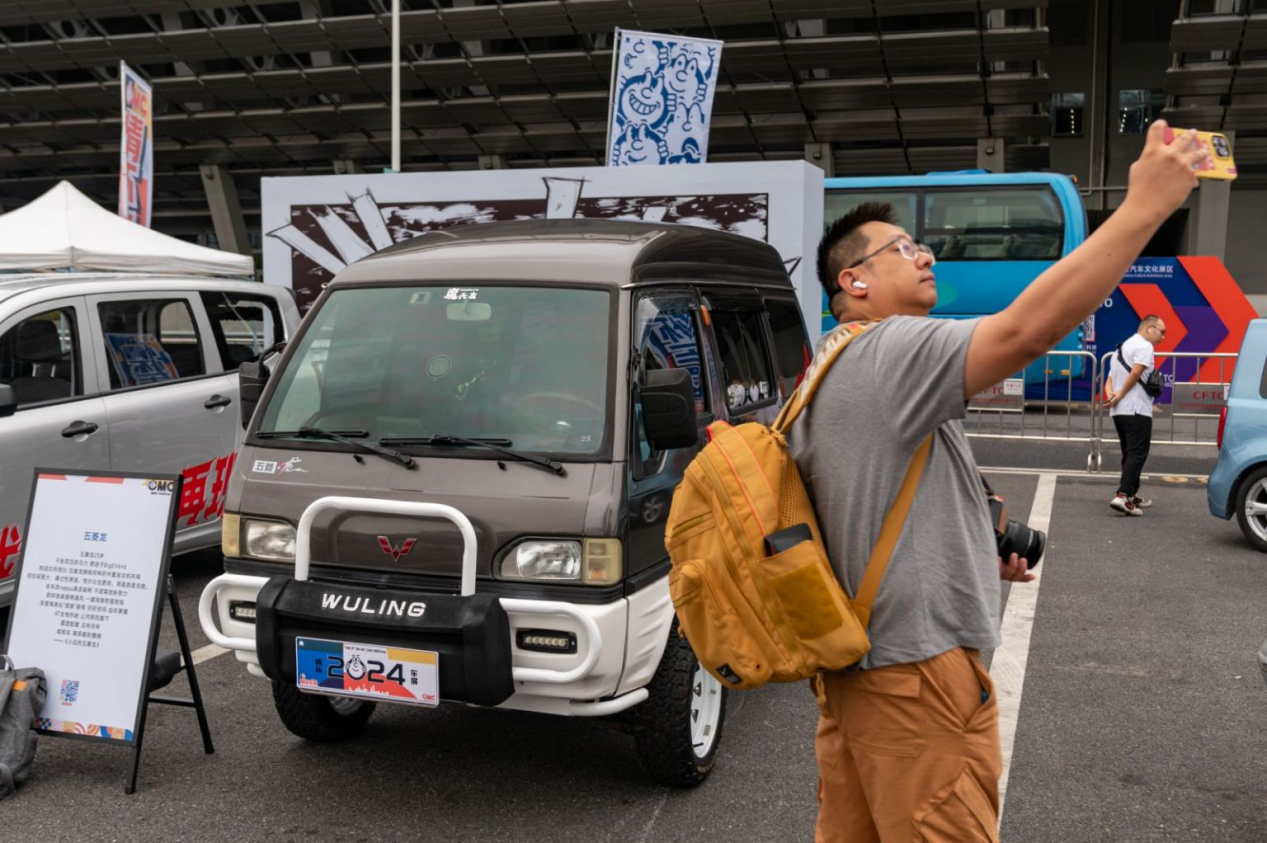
{"left": 271, "top": 680, "right": 376, "bottom": 741}
{"left": 1235, "top": 465, "right": 1267, "bottom": 553}
{"left": 633, "top": 622, "right": 727, "bottom": 787}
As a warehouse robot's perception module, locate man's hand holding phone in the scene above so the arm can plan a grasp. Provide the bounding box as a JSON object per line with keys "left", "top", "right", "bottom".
{"left": 1122, "top": 120, "right": 1210, "bottom": 227}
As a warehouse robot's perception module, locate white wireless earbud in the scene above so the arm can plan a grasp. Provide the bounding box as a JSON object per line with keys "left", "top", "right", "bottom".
{"left": 851, "top": 280, "right": 869, "bottom": 290}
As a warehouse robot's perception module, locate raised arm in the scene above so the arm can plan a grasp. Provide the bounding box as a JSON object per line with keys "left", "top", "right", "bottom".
{"left": 964, "top": 121, "right": 1207, "bottom": 398}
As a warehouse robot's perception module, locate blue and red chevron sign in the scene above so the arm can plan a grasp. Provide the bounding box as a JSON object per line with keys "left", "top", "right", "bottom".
{"left": 1090, "top": 257, "right": 1257, "bottom": 388}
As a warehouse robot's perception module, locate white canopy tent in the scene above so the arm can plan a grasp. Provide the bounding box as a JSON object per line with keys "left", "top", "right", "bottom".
{"left": 0, "top": 181, "right": 254, "bottom": 277}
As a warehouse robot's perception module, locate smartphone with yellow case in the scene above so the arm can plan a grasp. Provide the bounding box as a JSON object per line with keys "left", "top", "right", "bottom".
{"left": 1165, "top": 126, "right": 1237, "bottom": 180}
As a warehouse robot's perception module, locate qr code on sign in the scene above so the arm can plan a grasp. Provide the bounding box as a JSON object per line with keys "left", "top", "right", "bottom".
{"left": 60, "top": 679, "right": 80, "bottom": 705}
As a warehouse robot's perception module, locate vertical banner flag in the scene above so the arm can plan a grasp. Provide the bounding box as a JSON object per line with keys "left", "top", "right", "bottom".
{"left": 119, "top": 61, "right": 153, "bottom": 227}
{"left": 606, "top": 29, "right": 723, "bottom": 167}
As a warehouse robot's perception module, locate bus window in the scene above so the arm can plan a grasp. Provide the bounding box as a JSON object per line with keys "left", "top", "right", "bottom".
{"left": 922, "top": 188, "right": 1063, "bottom": 261}
{"left": 824, "top": 190, "right": 917, "bottom": 232}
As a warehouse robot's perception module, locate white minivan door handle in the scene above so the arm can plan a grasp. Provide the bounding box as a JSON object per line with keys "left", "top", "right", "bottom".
{"left": 204, "top": 394, "right": 233, "bottom": 410}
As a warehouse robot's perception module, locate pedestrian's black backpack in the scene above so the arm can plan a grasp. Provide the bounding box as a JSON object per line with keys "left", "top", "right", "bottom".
{"left": 1116, "top": 344, "right": 1164, "bottom": 398}
{"left": 0, "top": 658, "right": 45, "bottom": 799}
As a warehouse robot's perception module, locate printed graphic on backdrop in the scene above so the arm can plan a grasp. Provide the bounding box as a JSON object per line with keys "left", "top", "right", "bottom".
{"left": 260, "top": 162, "right": 826, "bottom": 352}
{"left": 269, "top": 178, "right": 768, "bottom": 311}
{"left": 1086, "top": 256, "right": 1256, "bottom": 404}
{"left": 606, "top": 29, "right": 723, "bottom": 167}
{"left": 118, "top": 62, "right": 153, "bottom": 227}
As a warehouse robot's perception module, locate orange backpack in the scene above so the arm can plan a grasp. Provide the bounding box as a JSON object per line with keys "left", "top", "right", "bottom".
{"left": 663, "top": 321, "right": 931, "bottom": 689}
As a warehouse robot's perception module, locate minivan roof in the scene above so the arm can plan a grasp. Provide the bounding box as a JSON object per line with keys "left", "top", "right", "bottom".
{"left": 0, "top": 272, "right": 278, "bottom": 309}
{"left": 329, "top": 219, "right": 794, "bottom": 289}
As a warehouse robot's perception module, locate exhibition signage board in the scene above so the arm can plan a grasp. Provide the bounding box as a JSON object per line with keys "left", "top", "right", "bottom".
{"left": 4, "top": 470, "right": 180, "bottom": 746}
{"left": 1170, "top": 382, "right": 1229, "bottom": 415}
{"left": 605, "top": 29, "right": 723, "bottom": 167}
{"left": 119, "top": 61, "right": 153, "bottom": 228}
{"left": 969, "top": 378, "right": 1025, "bottom": 411}
{"left": 1088, "top": 256, "right": 1256, "bottom": 401}
{"left": 260, "top": 161, "right": 825, "bottom": 346}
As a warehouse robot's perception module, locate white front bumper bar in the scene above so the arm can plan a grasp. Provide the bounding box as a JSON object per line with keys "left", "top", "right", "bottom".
{"left": 198, "top": 496, "right": 614, "bottom": 691}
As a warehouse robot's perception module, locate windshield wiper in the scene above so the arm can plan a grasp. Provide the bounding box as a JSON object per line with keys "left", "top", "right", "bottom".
{"left": 258, "top": 427, "right": 416, "bottom": 469}
{"left": 379, "top": 435, "right": 566, "bottom": 476}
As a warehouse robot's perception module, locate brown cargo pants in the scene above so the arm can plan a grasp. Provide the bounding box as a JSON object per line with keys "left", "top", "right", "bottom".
{"left": 813, "top": 647, "right": 1002, "bottom": 842}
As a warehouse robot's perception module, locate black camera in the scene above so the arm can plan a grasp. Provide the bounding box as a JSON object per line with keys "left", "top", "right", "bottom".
{"left": 981, "top": 477, "right": 1046, "bottom": 569}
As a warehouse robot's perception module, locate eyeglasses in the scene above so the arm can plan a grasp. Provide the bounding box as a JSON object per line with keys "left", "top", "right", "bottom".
{"left": 847, "top": 236, "right": 936, "bottom": 270}
{"left": 1151, "top": 325, "right": 1166, "bottom": 337}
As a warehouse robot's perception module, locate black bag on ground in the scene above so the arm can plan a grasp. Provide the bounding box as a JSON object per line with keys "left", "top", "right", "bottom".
{"left": 1117, "top": 344, "right": 1164, "bottom": 398}
{"left": 0, "top": 658, "right": 46, "bottom": 799}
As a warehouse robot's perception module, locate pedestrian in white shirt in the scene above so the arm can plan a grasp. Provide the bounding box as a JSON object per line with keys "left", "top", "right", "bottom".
{"left": 1105, "top": 315, "right": 1166, "bottom": 515}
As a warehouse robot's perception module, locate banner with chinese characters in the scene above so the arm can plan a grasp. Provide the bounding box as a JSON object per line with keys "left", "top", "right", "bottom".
{"left": 606, "top": 29, "right": 723, "bottom": 167}
{"left": 5, "top": 471, "right": 179, "bottom": 745}
{"left": 1089, "top": 256, "right": 1256, "bottom": 403}
{"left": 118, "top": 61, "right": 153, "bottom": 227}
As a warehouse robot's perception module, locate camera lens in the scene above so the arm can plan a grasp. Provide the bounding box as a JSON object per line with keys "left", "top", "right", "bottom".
{"left": 998, "top": 519, "right": 1046, "bottom": 564}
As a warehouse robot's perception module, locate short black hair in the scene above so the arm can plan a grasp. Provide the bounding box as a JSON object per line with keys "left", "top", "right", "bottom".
{"left": 816, "top": 202, "right": 899, "bottom": 297}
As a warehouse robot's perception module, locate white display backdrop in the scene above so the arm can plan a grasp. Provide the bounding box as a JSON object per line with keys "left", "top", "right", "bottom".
{"left": 5, "top": 472, "right": 177, "bottom": 744}
{"left": 261, "top": 161, "right": 826, "bottom": 346}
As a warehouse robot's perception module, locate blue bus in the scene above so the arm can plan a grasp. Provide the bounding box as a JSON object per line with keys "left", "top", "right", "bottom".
{"left": 823, "top": 171, "right": 1089, "bottom": 391}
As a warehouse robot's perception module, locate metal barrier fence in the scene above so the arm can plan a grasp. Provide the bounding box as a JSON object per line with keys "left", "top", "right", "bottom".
{"left": 966, "top": 350, "right": 1102, "bottom": 471}
{"left": 966, "top": 349, "right": 1237, "bottom": 472}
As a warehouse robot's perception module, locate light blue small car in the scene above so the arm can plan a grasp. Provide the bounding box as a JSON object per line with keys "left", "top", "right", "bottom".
{"left": 1210, "top": 318, "right": 1267, "bottom": 552}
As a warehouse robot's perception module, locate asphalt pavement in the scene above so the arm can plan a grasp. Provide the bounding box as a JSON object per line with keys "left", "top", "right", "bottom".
{"left": 2, "top": 444, "right": 1264, "bottom": 842}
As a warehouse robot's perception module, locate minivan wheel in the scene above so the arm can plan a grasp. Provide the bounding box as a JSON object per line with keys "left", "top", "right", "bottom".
{"left": 1235, "top": 466, "right": 1267, "bottom": 553}
{"left": 271, "top": 680, "right": 375, "bottom": 742}
{"left": 632, "top": 623, "right": 727, "bottom": 787}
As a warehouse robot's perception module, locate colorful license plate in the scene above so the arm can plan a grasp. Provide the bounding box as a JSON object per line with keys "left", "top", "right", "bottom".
{"left": 295, "top": 637, "right": 439, "bottom": 707}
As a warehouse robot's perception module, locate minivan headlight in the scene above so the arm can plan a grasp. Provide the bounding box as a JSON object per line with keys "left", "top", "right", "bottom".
{"left": 243, "top": 518, "right": 296, "bottom": 563}
{"left": 504, "top": 540, "right": 582, "bottom": 581}
{"left": 500, "top": 539, "right": 622, "bottom": 585}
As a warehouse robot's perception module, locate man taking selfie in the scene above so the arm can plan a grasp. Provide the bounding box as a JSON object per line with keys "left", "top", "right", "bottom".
{"left": 789, "top": 120, "right": 1207, "bottom": 842}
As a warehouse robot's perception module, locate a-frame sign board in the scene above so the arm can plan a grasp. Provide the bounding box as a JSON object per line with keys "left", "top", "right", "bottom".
{"left": 2, "top": 470, "right": 213, "bottom": 793}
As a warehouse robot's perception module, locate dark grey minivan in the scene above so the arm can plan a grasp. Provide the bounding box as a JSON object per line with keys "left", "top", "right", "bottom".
{"left": 200, "top": 219, "right": 811, "bottom": 785}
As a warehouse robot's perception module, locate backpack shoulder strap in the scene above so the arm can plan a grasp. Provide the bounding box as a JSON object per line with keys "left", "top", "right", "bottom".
{"left": 772, "top": 320, "right": 880, "bottom": 435}
{"left": 853, "top": 433, "right": 933, "bottom": 629}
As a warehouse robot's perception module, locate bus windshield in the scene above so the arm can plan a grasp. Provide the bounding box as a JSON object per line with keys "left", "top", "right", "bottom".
{"left": 256, "top": 285, "right": 613, "bottom": 457}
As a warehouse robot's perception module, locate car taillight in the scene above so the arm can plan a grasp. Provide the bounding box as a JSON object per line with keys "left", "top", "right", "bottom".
{"left": 1218, "top": 406, "right": 1228, "bottom": 449}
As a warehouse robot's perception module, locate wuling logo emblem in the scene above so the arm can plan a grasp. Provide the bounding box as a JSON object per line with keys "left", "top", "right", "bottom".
{"left": 377, "top": 536, "right": 417, "bottom": 562}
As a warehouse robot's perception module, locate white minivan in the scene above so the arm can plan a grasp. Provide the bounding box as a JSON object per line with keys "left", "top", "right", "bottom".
{"left": 0, "top": 273, "right": 301, "bottom": 617}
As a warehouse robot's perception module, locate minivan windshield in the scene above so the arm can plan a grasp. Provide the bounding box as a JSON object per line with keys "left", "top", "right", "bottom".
{"left": 256, "top": 285, "right": 613, "bottom": 457}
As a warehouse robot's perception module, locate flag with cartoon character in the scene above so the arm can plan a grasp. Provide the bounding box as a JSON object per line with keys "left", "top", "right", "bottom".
{"left": 606, "top": 30, "right": 723, "bottom": 167}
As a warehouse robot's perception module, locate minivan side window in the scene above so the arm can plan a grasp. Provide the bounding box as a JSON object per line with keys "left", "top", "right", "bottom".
{"left": 199, "top": 292, "right": 284, "bottom": 371}
{"left": 0, "top": 308, "right": 82, "bottom": 408}
{"left": 765, "top": 298, "right": 810, "bottom": 399}
{"left": 712, "top": 309, "right": 775, "bottom": 412}
{"left": 633, "top": 294, "right": 709, "bottom": 469}
{"left": 98, "top": 299, "right": 206, "bottom": 389}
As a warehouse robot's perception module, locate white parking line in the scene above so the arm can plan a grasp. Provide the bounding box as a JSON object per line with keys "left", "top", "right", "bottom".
{"left": 191, "top": 643, "right": 229, "bottom": 665}
{"left": 980, "top": 466, "right": 1208, "bottom": 482}
{"left": 991, "top": 472, "right": 1056, "bottom": 820}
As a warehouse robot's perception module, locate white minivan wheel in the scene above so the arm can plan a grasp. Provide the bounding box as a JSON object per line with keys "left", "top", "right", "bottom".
{"left": 632, "top": 621, "right": 727, "bottom": 787}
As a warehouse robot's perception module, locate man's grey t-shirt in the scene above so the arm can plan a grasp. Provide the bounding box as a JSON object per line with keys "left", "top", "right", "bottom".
{"left": 788, "top": 316, "right": 999, "bottom": 669}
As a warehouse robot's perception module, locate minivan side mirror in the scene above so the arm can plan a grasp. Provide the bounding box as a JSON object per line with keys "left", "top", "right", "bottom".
{"left": 641, "top": 369, "right": 699, "bottom": 449}
{"left": 238, "top": 361, "right": 269, "bottom": 429}
{"left": 0, "top": 384, "right": 16, "bottom": 418}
